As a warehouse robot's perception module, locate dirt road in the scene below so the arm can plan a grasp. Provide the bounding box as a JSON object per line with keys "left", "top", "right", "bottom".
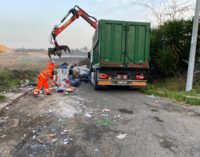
{"left": 1, "top": 83, "right": 200, "bottom": 157}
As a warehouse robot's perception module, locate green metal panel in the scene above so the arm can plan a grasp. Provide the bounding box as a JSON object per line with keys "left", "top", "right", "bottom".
{"left": 92, "top": 20, "right": 150, "bottom": 68}
{"left": 100, "top": 21, "right": 125, "bottom": 64}
{"left": 125, "top": 23, "right": 149, "bottom": 64}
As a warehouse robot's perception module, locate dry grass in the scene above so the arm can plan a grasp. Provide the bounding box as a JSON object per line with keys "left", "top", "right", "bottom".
{"left": 0, "top": 44, "right": 9, "bottom": 53}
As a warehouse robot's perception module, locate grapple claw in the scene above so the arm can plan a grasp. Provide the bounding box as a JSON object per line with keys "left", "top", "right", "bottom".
{"left": 48, "top": 45, "right": 70, "bottom": 60}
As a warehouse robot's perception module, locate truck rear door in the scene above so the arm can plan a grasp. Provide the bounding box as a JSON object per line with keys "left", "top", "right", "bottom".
{"left": 100, "top": 21, "right": 125, "bottom": 67}
{"left": 125, "top": 23, "right": 150, "bottom": 68}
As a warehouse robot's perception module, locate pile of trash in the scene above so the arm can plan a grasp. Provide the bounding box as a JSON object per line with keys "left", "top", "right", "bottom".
{"left": 26, "top": 63, "right": 90, "bottom": 95}
{"left": 0, "top": 44, "right": 9, "bottom": 53}
{"left": 54, "top": 63, "right": 90, "bottom": 94}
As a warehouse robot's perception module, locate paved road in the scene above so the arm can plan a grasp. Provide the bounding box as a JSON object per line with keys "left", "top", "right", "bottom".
{"left": 1, "top": 83, "right": 200, "bottom": 157}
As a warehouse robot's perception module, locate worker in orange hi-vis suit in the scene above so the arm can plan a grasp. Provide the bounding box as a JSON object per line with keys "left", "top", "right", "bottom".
{"left": 33, "top": 61, "right": 58, "bottom": 96}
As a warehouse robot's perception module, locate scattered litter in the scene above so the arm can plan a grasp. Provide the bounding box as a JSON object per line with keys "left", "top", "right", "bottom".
{"left": 66, "top": 86, "right": 76, "bottom": 92}
{"left": 63, "top": 138, "right": 73, "bottom": 145}
{"left": 35, "top": 137, "right": 44, "bottom": 144}
{"left": 48, "top": 133, "right": 56, "bottom": 139}
{"left": 60, "top": 129, "right": 71, "bottom": 135}
{"left": 154, "top": 100, "right": 160, "bottom": 103}
{"left": 51, "top": 138, "right": 57, "bottom": 143}
{"left": 146, "top": 95, "right": 159, "bottom": 99}
{"left": 5, "top": 107, "right": 9, "bottom": 110}
{"left": 1, "top": 135, "right": 6, "bottom": 138}
{"left": 102, "top": 108, "right": 111, "bottom": 113}
{"left": 48, "top": 110, "right": 54, "bottom": 113}
{"left": 84, "top": 113, "right": 92, "bottom": 118}
{"left": 12, "top": 119, "right": 19, "bottom": 127}
{"left": 28, "top": 82, "right": 37, "bottom": 86}
{"left": 58, "top": 118, "right": 63, "bottom": 122}
{"left": 57, "top": 89, "right": 65, "bottom": 93}
{"left": 4, "top": 116, "right": 9, "bottom": 119}
{"left": 63, "top": 141, "right": 68, "bottom": 145}
{"left": 32, "top": 135, "right": 36, "bottom": 140}
{"left": 101, "top": 114, "right": 109, "bottom": 117}
{"left": 21, "top": 134, "right": 26, "bottom": 140}
{"left": 116, "top": 133, "right": 127, "bottom": 139}
{"left": 94, "top": 148, "right": 99, "bottom": 152}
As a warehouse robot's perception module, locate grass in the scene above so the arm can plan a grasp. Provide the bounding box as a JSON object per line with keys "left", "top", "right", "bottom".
{"left": 0, "top": 68, "right": 39, "bottom": 94}
{"left": 140, "top": 78, "right": 200, "bottom": 106}
{"left": 0, "top": 95, "right": 7, "bottom": 102}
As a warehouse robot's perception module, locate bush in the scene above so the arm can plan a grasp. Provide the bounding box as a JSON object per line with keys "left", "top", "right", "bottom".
{"left": 0, "top": 69, "right": 39, "bottom": 92}
{"left": 150, "top": 19, "right": 194, "bottom": 77}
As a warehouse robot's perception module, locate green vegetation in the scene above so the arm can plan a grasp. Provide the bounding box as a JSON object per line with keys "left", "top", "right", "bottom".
{"left": 140, "top": 78, "right": 200, "bottom": 106}
{"left": 0, "top": 69, "right": 39, "bottom": 94}
{"left": 0, "top": 95, "right": 7, "bottom": 102}
{"left": 150, "top": 19, "right": 195, "bottom": 77}
{"left": 147, "top": 18, "right": 200, "bottom": 105}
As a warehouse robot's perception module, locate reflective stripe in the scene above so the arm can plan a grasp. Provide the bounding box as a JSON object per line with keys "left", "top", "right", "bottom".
{"left": 40, "top": 72, "right": 47, "bottom": 79}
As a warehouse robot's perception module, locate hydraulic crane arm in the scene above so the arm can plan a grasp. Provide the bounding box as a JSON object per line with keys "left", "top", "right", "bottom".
{"left": 50, "top": 5, "right": 97, "bottom": 47}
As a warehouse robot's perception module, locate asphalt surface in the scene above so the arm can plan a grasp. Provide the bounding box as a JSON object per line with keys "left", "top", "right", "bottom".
{"left": 1, "top": 83, "right": 200, "bottom": 157}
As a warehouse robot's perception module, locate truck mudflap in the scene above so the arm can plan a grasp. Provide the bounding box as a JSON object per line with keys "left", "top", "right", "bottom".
{"left": 97, "top": 80, "right": 147, "bottom": 87}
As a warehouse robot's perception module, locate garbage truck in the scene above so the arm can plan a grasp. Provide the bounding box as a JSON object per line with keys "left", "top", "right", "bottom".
{"left": 90, "top": 19, "right": 150, "bottom": 89}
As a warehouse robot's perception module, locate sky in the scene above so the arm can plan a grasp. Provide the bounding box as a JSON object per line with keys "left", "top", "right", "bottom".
{"left": 0, "top": 0, "right": 196, "bottom": 49}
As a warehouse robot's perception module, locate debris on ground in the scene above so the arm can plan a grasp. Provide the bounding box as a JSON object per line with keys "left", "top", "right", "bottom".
{"left": 116, "top": 133, "right": 127, "bottom": 139}
{"left": 79, "top": 65, "right": 90, "bottom": 83}
{"left": 97, "top": 119, "right": 112, "bottom": 127}
{"left": 84, "top": 113, "right": 92, "bottom": 118}
{"left": 48, "top": 133, "right": 57, "bottom": 139}
{"left": 102, "top": 108, "right": 111, "bottom": 113}
{"left": 28, "top": 82, "right": 37, "bottom": 86}
{"left": 146, "top": 95, "right": 159, "bottom": 99}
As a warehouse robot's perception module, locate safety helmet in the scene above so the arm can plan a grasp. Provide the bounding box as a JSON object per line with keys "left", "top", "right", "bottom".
{"left": 47, "top": 61, "right": 56, "bottom": 69}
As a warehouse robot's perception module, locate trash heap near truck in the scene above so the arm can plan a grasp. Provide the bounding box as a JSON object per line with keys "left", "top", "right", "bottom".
{"left": 90, "top": 20, "right": 150, "bottom": 89}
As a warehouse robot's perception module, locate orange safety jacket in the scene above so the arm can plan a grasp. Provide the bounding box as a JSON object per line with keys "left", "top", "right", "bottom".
{"left": 38, "top": 68, "right": 56, "bottom": 85}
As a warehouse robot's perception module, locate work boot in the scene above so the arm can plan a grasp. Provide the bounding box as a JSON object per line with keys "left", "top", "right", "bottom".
{"left": 33, "top": 89, "right": 39, "bottom": 97}
{"left": 45, "top": 92, "right": 52, "bottom": 95}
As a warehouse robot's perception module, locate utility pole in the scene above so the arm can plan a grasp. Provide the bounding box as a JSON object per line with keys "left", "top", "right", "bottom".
{"left": 186, "top": 0, "right": 200, "bottom": 92}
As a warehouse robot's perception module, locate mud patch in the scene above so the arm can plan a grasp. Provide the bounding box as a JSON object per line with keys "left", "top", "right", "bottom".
{"left": 118, "top": 108, "right": 133, "bottom": 114}
{"left": 151, "top": 109, "right": 158, "bottom": 112}
{"left": 154, "top": 135, "right": 178, "bottom": 153}
{"left": 83, "top": 124, "right": 106, "bottom": 142}
{"left": 160, "top": 137, "right": 178, "bottom": 153}
{"left": 154, "top": 116, "right": 164, "bottom": 123}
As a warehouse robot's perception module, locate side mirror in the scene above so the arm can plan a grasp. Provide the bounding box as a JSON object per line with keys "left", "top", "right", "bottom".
{"left": 88, "top": 52, "right": 91, "bottom": 59}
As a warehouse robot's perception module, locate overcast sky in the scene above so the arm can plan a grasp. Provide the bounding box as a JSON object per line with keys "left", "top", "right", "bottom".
{"left": 0, "top": 0, "right": 196, "bottom": 49}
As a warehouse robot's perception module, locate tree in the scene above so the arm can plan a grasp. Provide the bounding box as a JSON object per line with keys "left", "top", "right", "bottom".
{"left": 133, "top": 0, "right": 193, "bottom": 25}
{"left": 151, "top": 19, "right": 193, "bottom": 76}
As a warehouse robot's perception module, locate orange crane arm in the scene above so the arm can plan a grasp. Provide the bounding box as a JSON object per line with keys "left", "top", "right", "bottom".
{"left": 51, "top": 5, "right": 97, "bottom": 47}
